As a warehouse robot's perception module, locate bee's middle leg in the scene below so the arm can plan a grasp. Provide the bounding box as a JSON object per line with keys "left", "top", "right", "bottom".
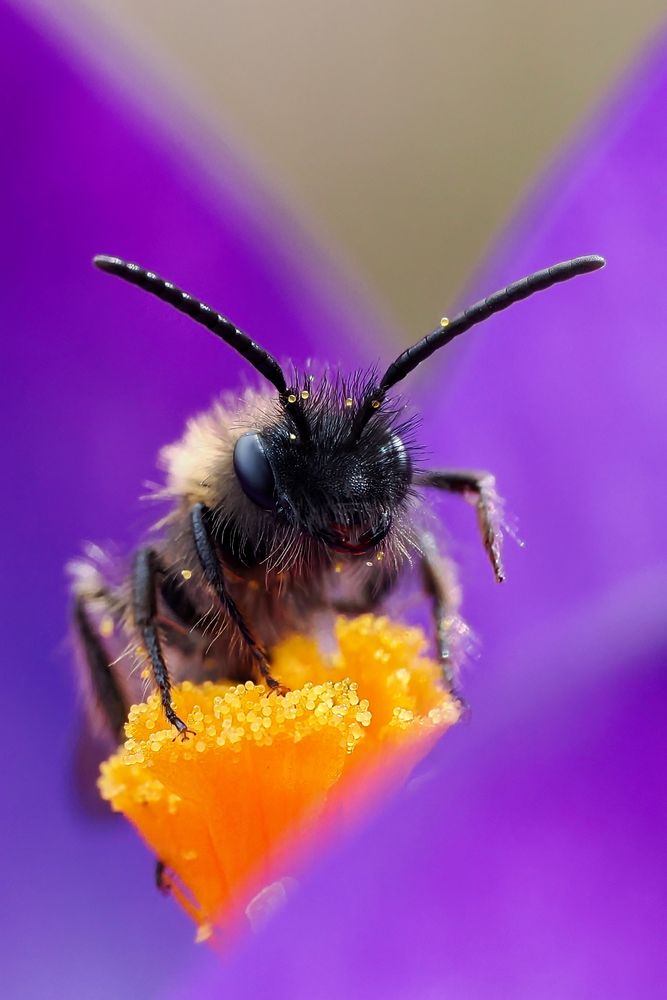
{"left": 132, "top": 548, "right": 195, "bottom": 738}
{"left": 418, "top": 531, "right": 467, "bottom": 703}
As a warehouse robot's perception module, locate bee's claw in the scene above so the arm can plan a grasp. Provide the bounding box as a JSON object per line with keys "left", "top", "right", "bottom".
{"left": 169, "top": 714, "right": 195, "bottom": 741}
{"left": 173, "top": 726, "right": 196, "bottom": 742}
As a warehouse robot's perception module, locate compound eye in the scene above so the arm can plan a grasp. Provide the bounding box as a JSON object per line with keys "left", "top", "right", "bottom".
{"left": 233, "top": 433, "right": 276, "bottom": 510}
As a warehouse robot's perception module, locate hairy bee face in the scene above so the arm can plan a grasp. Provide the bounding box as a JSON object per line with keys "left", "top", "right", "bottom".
{"left": 232, "top": 376, "right": 414, "bottom": 556}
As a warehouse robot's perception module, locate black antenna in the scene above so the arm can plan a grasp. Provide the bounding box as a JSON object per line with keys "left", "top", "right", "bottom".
{"left": 380, "top": 255, "right": 605, "bottom": 392}
{"left": 93, "top": 256, "right": 288, "bottom": 395}
{"left": 348, "top": 254, "right": 605, "bottom": 442}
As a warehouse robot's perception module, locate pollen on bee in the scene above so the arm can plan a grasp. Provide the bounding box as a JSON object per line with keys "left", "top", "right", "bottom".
{"left": 287, "top": 393, "right": 297, "bottom": 404}
{"left": 289, "top": 433, "right": 297, "bottom": 441}
{"left": 376, "top": 552, "right": 385, "bottom": 561}
{"left": 371, "top": 400, "right": 381, "bottom": 410}
{"left": 440, "top": 316, "right": 450, "bottom": 327}
{"left": 334, "top": 563, "right": 343, "bottom": 573}
{"left": 365, "top": 561, "right": 373, "bottom": 568}
{"left": 181, "top": 569, "right": 193, "bottom": 581}
{"left": 100, "top": 617, "right": 114, "bottom": 637}
{"left": 344, "top": 397, "right": 354, "bottom": 408}
{"left": 300, "top": 390, "right": 310, "bottom": 400}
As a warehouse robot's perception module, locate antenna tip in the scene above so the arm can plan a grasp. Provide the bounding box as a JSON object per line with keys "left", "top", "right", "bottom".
{"left": 577, "top": 254, "right": 606, "bottom": 272}
{"left": 93, "top": 255, "right": 127, "bottom": 274}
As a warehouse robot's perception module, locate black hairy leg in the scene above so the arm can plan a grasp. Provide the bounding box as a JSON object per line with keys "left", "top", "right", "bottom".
{"left": 189, "top": 503, "right": 287, "bottom": 693}
{"left": 132, "top": 548, "right": 195, "bottom": 739}
{"left": 414, "top": 469, "right": 505, "bottom": 582}
{"left": 73, "top": 596, "right": 129, "bottom": 741}
{"left": 418, "top": 531, "right": 467, "bottom": 702}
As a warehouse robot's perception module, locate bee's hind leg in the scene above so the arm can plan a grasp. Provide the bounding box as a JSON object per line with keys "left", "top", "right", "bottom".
{"left": 72, "top": 596, "right": 129, "bottom": 742}
{"left": 189, "top": 502, "right": 288, "bottom": 694}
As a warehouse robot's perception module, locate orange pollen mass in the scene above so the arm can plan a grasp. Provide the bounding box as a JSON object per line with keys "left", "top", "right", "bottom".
{"left": 98, "top": 615, "right": 461, "bottom": 945}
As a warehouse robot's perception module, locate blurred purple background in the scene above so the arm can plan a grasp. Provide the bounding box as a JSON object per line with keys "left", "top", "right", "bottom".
{"left": 3, "top": 4, "right": 666, "bottom": 998}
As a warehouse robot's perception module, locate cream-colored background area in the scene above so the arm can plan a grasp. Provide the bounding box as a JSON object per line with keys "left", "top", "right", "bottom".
{"left": 78, "top": 0, "right": 664, "bottom": 336}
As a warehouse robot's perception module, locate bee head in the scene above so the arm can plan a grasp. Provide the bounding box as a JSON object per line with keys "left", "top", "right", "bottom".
{"left": 232, "top": 375, "right": 414, "bottom": 556}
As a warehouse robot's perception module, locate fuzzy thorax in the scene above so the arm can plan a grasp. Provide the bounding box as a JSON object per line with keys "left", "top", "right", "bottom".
{"left": 99, "top": 615, "right": 460, "bottom": 944}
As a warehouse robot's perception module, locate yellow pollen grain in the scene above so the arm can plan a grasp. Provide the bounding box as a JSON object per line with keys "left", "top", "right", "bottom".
{"left": 371, "top": 400, "right": 381, "bottom": 409}
{"left": 300, "top": 390, "right": 310, "bottom": 400}
{"left": 100, "top": 617, "right": 114, "bottom": 637}
{"left": 345, "top": 397, "right": 354, "bottom": 407}
{"left": 287, "top": 393, "right": 297, "bottom": 403}
{"left": 440, "top": 316, "right": 450, "bottom": 327}
{"left": 376, "top": 552, "right": 385, "bottom": 561}
{"left": 181, "top": 569, "right": 193, "bottom": 581}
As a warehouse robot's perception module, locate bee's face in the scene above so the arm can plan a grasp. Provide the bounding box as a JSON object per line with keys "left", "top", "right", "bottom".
{"left": 232, "top": 380, "right": 413, "bottom": 556}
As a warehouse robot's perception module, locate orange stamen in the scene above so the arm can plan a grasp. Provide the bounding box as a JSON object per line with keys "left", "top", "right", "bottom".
{"left": 98, "top": 615, "right": 460, "bottom": 946}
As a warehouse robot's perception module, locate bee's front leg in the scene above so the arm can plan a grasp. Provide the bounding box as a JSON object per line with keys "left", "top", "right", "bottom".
{"left": 189, "top": 503, "right": 288, "bottom": 694}
{"left": 414, "top": 469, "right": 506, "bottom": 582}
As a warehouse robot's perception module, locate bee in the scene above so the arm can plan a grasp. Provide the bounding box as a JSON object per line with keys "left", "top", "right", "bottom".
{"left": 72, "top": 252, "right": 605, "bottom": 742}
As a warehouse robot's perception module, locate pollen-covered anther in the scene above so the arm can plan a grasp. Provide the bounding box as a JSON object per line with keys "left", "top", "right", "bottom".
{"left": 98, "top": 615, "right": 460, "bottom": 946}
